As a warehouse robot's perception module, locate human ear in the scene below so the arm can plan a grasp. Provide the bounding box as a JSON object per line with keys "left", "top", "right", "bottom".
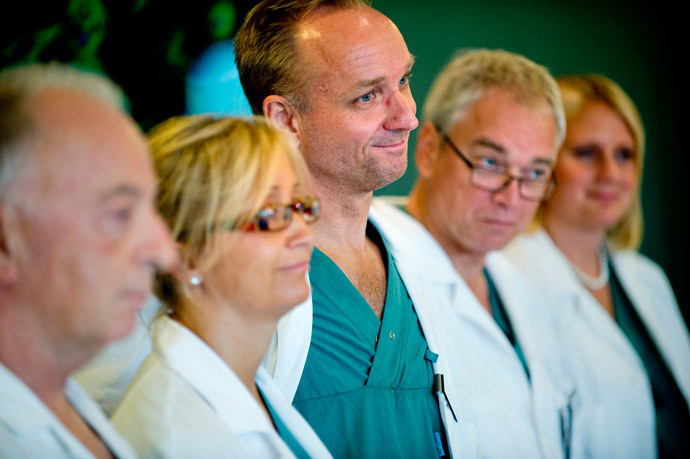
{"left": 263, "top": 95, "right": 301, "bottom": 147}
{"left": 415, "top": 121, "right": 442, "bottom": 179}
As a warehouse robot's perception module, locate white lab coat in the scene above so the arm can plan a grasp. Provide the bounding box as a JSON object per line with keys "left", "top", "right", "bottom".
{"left": 266, "top": 205, "right": 478, "bottom": 458}
{"left": 110, "top": 315, "right": 331, "bottom": 458}
{"left": 0, "top": 362, "right": 135, "bottom": 459}
{"left": 373, "top": 198, "right": 573, "bottom": 459}
{"left": 504, "top": 229, "right": 690, "bottom": 459}
{"left": 75, "top": 292, "right": 312, "bottom": 414}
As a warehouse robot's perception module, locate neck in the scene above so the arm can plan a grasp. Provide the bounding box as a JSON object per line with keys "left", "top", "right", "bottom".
{"left": 172, "top": 294, "right": 277, "bottom": 394}
{"left": 0, "top": 304, "right": 82, "bottom": 409}
{"left": 543, "top": 212, "right": 606, "bottom": 276}
{"left": 310, "top": 179, "right": 373, "bottom": 252}
{"left": 408, "top": 186, "right": 489, "bottom": 305}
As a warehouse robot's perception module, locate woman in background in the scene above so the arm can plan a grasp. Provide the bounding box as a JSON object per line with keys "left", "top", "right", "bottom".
{"left": 111, "top": 115, "right": 330, "bottom": 458}
{"left": 505, "top": 74, "right": 690, "bottom": 458}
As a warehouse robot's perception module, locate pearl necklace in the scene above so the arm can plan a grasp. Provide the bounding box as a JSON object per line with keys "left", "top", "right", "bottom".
{"left": 567, "top": 246, "right": 609, "bottom": 290}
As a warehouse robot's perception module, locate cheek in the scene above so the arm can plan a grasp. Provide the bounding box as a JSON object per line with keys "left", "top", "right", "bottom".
{"left": 516, "top": 201, "right": 540, "bottom": 226}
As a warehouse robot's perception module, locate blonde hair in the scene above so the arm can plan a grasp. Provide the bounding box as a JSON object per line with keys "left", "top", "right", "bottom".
{"left": 538, "top": 74, "right": 644, "bottom": 250}
{"left": 149, "top": 115, "right": 309, "bottom": 308}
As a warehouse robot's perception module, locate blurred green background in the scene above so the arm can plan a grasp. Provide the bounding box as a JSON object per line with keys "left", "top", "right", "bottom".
{"left": 2, "top": 0, "right": 686, "bottom": 322}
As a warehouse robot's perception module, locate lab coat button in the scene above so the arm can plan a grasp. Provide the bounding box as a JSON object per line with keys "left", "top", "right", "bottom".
{"left": 389, "top": 331, "right": 396, "bottom": 340}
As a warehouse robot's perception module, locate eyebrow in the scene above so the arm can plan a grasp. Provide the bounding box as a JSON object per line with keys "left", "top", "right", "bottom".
{"left": 350, "top": 55, "right": 416, "bottom": 92}
{"left": 100, "top": 184, "right": 142, "bottom": 202}
{"left": 471, "top": 137, "right": 554, "bottom": 166}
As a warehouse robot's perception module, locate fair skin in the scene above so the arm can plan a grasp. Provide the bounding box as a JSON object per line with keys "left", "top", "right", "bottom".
{"left": 173, "top": 154, "right": 314, "bottom": 417}
{"left": 265, "top": 6, "right": 418, "bottom": 318}
{"left": 543, "top": 100, "right": 638, "bottom": 314}
{"left": 408, "top": 87, "right": 558, "bottom": 313}
{"left": 0, "top": 89, "right": 176, "bottom": 458}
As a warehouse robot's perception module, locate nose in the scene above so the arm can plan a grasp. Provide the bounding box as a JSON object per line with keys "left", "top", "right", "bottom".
{"left": 384, "top": 90, "right": 419, "bottom": 132}
{"left": 597, "top": 154, "right": 620, "bottom": 180}
{"left": 286, "top": 211, "right": 315, "bottom": 250}
{"left": 491, "top": 176, "right": 521, "bottom": 207}
{"left": 136, "top": 208, "right": 178, "bottom": 272}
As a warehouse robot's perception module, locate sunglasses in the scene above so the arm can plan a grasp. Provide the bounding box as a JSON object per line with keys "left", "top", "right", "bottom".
{"left": 246, "top": 196, "right": 320, "bottom": 232}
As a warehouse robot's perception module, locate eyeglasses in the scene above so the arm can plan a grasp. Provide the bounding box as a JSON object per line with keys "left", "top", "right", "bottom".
{"left": 435, "top": 125, "right": 556, "bottom": 202}
{"left": 248, "top": 196, "right": 320, "bottom": 232}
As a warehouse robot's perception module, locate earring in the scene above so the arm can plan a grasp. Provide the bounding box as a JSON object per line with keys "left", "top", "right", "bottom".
{"left": 189, "top": 274, "right": 202, "bottom": 287}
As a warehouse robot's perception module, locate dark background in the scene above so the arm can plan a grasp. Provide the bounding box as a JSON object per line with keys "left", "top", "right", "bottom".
{"left": 3, "top": 0, "right": 686, "bottom": 324}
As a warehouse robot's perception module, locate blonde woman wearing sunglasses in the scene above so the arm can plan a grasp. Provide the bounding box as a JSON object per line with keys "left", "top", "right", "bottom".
{"left": 111, "top": 115, "right": 330, "bottom": 458}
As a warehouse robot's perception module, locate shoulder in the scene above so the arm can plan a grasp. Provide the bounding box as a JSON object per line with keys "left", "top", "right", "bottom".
{"left": 112, "top": 356, "right": 235, "bottom": 457}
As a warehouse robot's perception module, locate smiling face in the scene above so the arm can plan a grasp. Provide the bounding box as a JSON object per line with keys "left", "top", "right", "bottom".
{"left": 201, "top": 153, "right": 315, "bottom": 321}
{"left": 292, "top": 6, "right": 418, "bottom": 194}
{"left": 418, "top": 87, "right": 558, "bottom": 257}
{"left": 5, "top": 89, "right": 175, "bottom": 353}
{"left": 544, "top": 100, "right": 638, "bottom": 233}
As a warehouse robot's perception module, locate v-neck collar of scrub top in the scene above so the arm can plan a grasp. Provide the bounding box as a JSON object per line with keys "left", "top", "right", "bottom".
{"left": 0, "top": 362, "right": 135, "bottom": 458}
{"left": 310, "top": 222, "right": 422, "bottom": 389}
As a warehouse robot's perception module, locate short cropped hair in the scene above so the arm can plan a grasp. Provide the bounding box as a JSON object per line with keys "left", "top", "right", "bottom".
{"left": 149, "top": 115, "right": 310, "bottom": 309}
{"left": 0, "top": 62, "right": 124, "bottom": 198}
{"left": 234, "top": 0, "right": 370, "bottom": 114}
{"left": 423, "top": 48, "right": 566, "bottom": 150}
{"left": 554, "top": 74, "right": 645, "bottom": 250}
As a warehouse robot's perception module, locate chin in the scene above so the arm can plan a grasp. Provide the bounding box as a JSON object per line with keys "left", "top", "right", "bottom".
{"left": 104, "top": 311, "right": 140, "bottom": 343}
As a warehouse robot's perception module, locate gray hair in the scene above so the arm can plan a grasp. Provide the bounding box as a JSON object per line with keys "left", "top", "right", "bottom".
{"left": 0, "top": 62, "right": 124, "bottom": 196}
{"left": 423, "top": 48, "right": 566, "bottom": 149}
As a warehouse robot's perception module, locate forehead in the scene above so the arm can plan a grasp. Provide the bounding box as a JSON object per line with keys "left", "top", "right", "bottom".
{"left": 295, "top": 7, "right": 412, "bottom": 96}
{"left": 566, "top": 100, "right": 633, "bottom": 144}
{"left": 18, "top": 90, "right": 154, "bottom": 206}
{"left": 450, "top": 87, "right": 558, "bottom": 161}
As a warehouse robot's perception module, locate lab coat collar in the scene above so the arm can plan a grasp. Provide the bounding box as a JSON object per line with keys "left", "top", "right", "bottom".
{"left": 0, "top": 362, "right": 135, "bottom": 458}
{"left": 369, "top": 203, "right": 479, "bottom": 458}
{"left": 152, "top": 316, "right": 275, "bottom": 436}
{"left": 508, "top": 231, "right": 650, "bottom": 376}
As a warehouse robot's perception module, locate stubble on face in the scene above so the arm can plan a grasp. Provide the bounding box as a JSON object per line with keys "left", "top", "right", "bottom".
{"left": 291, "top": 7, "right": 417, "bottom": 197}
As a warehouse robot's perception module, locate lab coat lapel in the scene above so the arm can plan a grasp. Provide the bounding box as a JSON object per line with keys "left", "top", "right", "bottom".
{"left": 154, "top": 317, "right": 270, "bottom": 434}
{"left": 613, "top": 252, "right": 690, "bottom": 403}
{"left": 530, "top": 231, "right": 643, "bottom": 368}
{"left": 368, "top": 205, "right": 479, "bottom": 459}
{"left": 487, "top": 251, "right": 571, "bottom": 459}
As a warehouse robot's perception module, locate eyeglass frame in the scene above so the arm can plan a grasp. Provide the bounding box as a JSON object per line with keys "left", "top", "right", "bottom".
{"left": 250, "top": 195, "right": 321, "bottom": 232}
{"left": 434, "top": 124, "right": 557, "bottom": 202}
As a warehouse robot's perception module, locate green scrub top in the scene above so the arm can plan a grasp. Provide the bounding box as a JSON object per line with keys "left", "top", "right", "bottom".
{"left": 258, "top": 387, "right": 311, "bottom": 459}
{"left": 485, "top": 269, "right": 531, "bottom": 381}
{"left": 293, "top": 222, "right": 449, "bottom": 458}
{"left": 610, "top": 261, "right": 690, "bottom": 458}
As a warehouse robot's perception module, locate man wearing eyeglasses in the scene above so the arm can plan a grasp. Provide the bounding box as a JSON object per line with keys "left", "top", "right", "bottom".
{"left": 374, "top": 49, "right": 577, "bottom": 459}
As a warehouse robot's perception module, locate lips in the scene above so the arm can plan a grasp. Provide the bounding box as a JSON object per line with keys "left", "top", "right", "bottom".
{"left": 280, "top": 260, "right": 311, "bottom": 272}
{"left": 587, "top": 189, "right": 619, "bottom": 202}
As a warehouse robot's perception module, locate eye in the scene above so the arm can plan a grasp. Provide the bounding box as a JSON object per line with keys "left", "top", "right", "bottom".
{"left": 572, "top": 146, "right": 597, "bottom": 160}
{"left": 102, "top": 203, "right": 136, "bottom": 238}
{"left": 357, "top": 92, "right": 374, "bottom": 103}
{"left": 477, "top": 156, "right": 504, "bottom": 172}
{"left": 399, "top": 73, "right": 411, "bottom": 87}
{"left": 523, "top": 167, "right": 549, "bottom": 181}
{"left": 615, "top": 147, "right": 635, "bottom": 163}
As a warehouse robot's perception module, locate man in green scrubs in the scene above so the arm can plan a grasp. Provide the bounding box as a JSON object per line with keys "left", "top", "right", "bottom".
{"left": 235, "top": 1, "right": 458, "bottom": 457}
